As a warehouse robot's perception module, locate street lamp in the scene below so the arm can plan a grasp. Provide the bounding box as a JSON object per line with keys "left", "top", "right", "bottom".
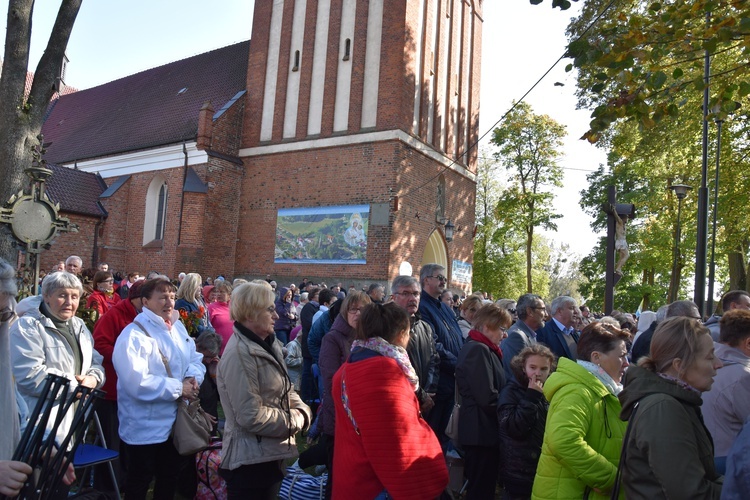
{"left": 669, "top": 184, "right": 692, "bottom": 302}
{"left": 707, "top": 118, "right": 723, "bottom": 316}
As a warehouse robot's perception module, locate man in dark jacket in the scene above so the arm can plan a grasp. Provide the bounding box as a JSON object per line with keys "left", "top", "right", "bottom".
{"left": 299, "top": 287, "right": 321, "bottom": 405}
{"left": 501, "top": 293, "right": 545, "bottom": 380}
{"left": 390, "top": 275, "right": 440, "bottom": 415}
{"left": 536, "top": 296, "right": 579, "bottom": 361}
{"left": 417, "top": 263, "right": 463, "bottom": 446}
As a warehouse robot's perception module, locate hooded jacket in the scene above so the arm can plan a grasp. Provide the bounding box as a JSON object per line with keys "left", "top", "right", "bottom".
{"left": 11, "top": 295, "right": 105, "bottom": 447}
{"left": 618, "top": 366, "right": 722, "bottom": 499}
{"left": 532, "top": 357, "right": 625, "bottom": 500}
{"left": 701, "top": 342, "right": 750, "bottom": 457}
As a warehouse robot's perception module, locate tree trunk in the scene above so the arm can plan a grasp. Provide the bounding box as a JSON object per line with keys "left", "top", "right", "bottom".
{"left": 728, "top": 251, "right": 747, "bottom": 292}
{"left": 0, "top": 0, "right": 83, "bottom": 264}
{"left": 526, "top": 227, "right": 533, "bottom": 293}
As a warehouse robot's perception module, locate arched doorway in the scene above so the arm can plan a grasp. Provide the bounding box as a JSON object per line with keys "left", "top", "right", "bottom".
{"left": 421, "top": 229, "right": 449, "bottom": 274}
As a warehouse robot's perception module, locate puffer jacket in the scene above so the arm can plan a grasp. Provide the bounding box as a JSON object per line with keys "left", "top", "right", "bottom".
{"left": 217, "top": 325, "right": 311, "bottom": 470}
{"left": 318, "top": 314, "right": 355, "bottom": 436}
{"left": 498, "top": 380, "right": 548, "bottom": 496}
{"left": 701, "top": 341, "right": 750, "bottom": 457}
{"left": 532, "top": 358, "right": 626, "bottom": 500}
{"left": 618, "top": 366, "right": 722, "bottom": 499}
{"left": 11, "top": 295, "right": 105, "bottom": 447}
{"left": 274, "top": 288, "right": 297, "bottom": 332}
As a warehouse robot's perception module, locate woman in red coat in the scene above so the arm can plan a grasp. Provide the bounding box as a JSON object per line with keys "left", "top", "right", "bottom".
{"left": 332, "top": 303, "right": 448, "bottom": 499}
{"left": 86, "top": 271, "right": 121, "bottom": 319}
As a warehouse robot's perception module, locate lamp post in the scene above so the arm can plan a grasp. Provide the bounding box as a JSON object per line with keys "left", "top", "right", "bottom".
{"left": 669, "top": 184, "right": 692, "bottom": 302}
{"left": 707, "top": 118, "right": 723, "bottom": 316}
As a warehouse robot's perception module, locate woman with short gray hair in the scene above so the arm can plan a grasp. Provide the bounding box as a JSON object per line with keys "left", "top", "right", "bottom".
{"left": 11, "top": 271, "right": 105, "bottom": 446}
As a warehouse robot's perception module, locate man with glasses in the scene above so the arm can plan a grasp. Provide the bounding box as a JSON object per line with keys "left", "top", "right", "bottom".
{"left": 501, "top": 293, "right": 545, "bottom": 380}
{"left": 391, "top": 275, "right": 439, "bottom": 415}
{"left": 417, "top": 263, "right": 463, "bottom": 446}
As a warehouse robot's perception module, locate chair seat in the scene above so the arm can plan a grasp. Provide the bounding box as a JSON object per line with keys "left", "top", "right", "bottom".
{"left": 73, "top": 444, "right": 119, "bottom": 467}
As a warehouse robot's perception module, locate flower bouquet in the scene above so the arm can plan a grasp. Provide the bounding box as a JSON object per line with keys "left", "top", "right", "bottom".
{"left": 179, "top": 306, "right": 205, "bottom": 338}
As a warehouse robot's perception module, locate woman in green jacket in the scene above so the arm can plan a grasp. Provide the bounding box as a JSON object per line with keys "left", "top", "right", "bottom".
{"left": 532, "top": 322, "right": 630, "bottom": 500}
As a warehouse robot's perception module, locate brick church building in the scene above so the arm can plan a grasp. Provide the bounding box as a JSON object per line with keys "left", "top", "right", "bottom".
{"left": 40, "top": 0, "right": 483, "bottom": 291}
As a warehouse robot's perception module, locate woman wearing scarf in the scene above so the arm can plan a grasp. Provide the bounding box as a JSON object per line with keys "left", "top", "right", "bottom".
{"left": 332, "top": 303, "right": 447, "bottom": 499}
{"left": 455, "top": 303, "right": 510, "bottom": 499}
{"left": 532, "top": 322, "right": 630, "bottom": 500}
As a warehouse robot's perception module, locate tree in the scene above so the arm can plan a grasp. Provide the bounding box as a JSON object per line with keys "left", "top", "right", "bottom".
{"left": 545, "top": 241, "right": 586, "bottom": 302}
{"left": 563, "top": 0, "right": 750, "bottom": 142}
{"left": 491, "top": 102, "right": 565, "bottom": 293}
{"left": 0, "top": 0, "right": 83, "bottom": 263}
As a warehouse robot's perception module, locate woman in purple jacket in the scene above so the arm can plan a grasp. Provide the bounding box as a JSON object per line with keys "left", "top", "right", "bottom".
{"left": 273, "top": 287, "right": 298, "bottom": 345}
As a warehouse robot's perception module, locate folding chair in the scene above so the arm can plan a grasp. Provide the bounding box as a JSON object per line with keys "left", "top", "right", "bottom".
{"left": 72, "top": 411, "right": 121, "bottom": 500}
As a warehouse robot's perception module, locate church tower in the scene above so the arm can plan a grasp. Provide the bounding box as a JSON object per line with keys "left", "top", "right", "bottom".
{"left": 237, "top": 0, "right": 483, "bottom": 288}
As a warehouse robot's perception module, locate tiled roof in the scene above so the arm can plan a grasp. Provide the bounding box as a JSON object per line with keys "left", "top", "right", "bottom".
{"left": 44, "top": 163, "right": 108, "bottom": 217}
{"left": 42, "top": 41, "right": 250, "bottom": 164}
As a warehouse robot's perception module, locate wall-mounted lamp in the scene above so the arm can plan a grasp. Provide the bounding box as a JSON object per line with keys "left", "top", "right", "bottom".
{"left": 440, "top": 219, "right": 455, "bottom": 242}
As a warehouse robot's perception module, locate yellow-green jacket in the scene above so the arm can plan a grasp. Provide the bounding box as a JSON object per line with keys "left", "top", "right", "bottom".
{"left": 532, "top": 358, "right": 626, "bottom": 500}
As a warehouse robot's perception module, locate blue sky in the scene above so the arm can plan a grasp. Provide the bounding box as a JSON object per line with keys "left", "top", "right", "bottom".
{"left": 3, "top": 0, "right": 605, "bottom": 258}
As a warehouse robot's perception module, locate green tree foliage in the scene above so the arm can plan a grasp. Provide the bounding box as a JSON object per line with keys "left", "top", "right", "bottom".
{"left": 491, "top": 102, "right": 566, "bottom": 293}
{"left": 563, "top": 0, "right": 750, "bottom": 142}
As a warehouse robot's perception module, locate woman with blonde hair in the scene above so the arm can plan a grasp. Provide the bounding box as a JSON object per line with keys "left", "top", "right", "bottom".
{"left": 175, "top": 272, "right": 211, "bottom": 335}
{"left": 458, "top": 295, "right": 484, "bottom": 339}
{"left": 618, "top": 316, "right": 723, "bottom": 498}
{"left": 217, "top": 282, "right": 311, "bottom": 499}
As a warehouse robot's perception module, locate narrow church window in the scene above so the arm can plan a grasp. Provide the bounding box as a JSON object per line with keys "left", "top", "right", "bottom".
{"left": 343, "top": 39, "right": 351, "bottom": 61}
{"left": 436, "top": 174, "right": 446, "bottom": 222}
{"left": 155, "top": 183, "right": 167, "bottom": 240}
{"left": 292, "top": 50, "right": 300, "bottom": 72}
{"left": 143, "top": 175, "right": 168, "bottom": 246}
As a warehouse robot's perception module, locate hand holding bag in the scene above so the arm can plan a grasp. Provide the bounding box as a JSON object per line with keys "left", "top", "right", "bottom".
{"left": 134, "top": 320, "right": 212, "bottom": 456}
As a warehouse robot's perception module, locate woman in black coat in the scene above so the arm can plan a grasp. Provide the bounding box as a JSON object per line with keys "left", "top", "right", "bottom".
{"left": 497, "top": 344, "right": 556, "bottom": 500}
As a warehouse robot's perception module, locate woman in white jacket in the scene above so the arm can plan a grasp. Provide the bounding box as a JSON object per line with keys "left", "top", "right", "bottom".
{"left": 11, "top": 271, "right": 105, "bottom": 448}
{"left": 113, "top": 276, "right": 205, "bottom": 500}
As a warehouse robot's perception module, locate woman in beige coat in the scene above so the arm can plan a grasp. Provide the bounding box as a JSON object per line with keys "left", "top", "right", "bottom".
{"left": 217, "top": 282, "right": 311, "bottom": 499}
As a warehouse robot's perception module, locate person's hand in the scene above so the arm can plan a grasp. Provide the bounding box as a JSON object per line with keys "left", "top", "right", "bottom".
{"left": 528, "top": 374, "right": 544, "bottom": 393}
{"left": 0, "top": 460, "right": 33, "bottom": 497}
{"left": 182, "top": 377, "right": 200, "bottom": 400}
{"left": 205, "top": 412, "right": 218, "bottom": 426}
{"left": 420, "top": 393, "right": 435, "bottom": 415}
{"left": 76, "top": 375, "right": 98, "bottom": 389}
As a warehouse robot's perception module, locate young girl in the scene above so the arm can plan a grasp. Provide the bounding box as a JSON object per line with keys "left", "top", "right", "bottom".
{"left": 497, "top": 344, "right": 555, "bottom": 499}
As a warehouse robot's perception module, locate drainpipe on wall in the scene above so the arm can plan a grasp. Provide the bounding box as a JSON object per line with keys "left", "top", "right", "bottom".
{"left": 177, "top": 140, "right": 188, "bottom": 245}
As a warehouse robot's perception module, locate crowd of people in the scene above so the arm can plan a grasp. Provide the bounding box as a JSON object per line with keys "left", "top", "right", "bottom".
{"left": 1, "top": 254, "right": 749, "bottom": 499}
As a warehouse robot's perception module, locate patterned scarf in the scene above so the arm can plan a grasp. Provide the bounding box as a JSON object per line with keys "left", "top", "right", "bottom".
{"left": 577, "top": 360, "right": 623, "bottom": 395}
{"left": 657, "top": 372, "right": 701, "bottom": 395}
{"left": 351, "top": 337, "right": 419, "bottom": 391}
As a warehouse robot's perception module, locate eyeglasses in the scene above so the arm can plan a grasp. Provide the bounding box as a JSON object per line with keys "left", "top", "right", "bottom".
{"left": 508, "top": 308, "right": 517, "bottom": 314}
{"left": 428, "top": 275, "right": 446, "bottom": 282}
{"left": 102, "top": 279, "right": 114, "bottom": 283}
{"left": 266, "top": 305, "right": 276, "bottom": 313}
{"left": 348, "top": 308, "right": 363, "bottom": 315}
{"left": 394, "top": 291, "right": 420, "bottom": 298}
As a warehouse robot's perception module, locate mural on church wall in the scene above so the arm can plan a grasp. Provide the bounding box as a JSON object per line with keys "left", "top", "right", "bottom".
{"left": 274, "top": 205, "right": 369, "bottom": 264}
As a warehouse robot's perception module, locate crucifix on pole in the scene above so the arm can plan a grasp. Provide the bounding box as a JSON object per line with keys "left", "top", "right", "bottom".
{"left": 0, "top": 135, "right": 78, "bottom": 296}
{"left": 602, "top": 186, "right": 635, "bottom": 314}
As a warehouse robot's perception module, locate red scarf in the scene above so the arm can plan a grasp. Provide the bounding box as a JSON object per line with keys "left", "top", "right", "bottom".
{"left": 467, "top": 329, "right": 503, "bottom": 361}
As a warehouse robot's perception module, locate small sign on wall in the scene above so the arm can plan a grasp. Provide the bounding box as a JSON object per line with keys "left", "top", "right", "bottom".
{"left": 452, "top": 260, "right": 472, "bottom": 285}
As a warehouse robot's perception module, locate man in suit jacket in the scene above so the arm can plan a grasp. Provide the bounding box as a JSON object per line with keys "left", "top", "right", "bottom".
{"left": 501, "top": 293, "right": 546, "bottom": 379}
{"left": 536, "top": 296, "right": 580, "bottom": 360}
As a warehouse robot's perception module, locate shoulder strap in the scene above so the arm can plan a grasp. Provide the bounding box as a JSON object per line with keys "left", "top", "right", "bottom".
{"left": 133, "top": 319, "right": 173, "bottom": 378}
{"left": 611, "top": 401, "right": 639, "bottom": 500}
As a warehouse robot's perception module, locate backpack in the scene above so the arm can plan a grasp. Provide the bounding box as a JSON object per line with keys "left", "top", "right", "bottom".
{"left": 195, "top": 441, "right": 227, "bottom": 500}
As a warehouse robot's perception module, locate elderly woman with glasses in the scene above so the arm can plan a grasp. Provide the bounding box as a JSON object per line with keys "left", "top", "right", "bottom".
{"left": 11, "top": 272, "right": 105, "bottom": 446}
{"left": 217, "top": 282, "right": 311, "bottom": 499}
{"left": 318, "top": 291, "right": 372, "bottom": 498}
{"left": 86, "top": 270, "right": 121, "bottom": 320}
{"left": 455, "top": 303, "right": 511, "bottom": 499}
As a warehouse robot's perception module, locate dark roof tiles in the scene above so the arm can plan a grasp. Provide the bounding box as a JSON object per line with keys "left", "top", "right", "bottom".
{"left": 42, "top": 41, "right": 250, "bottom": 164}
{"left": 44, "top": 163, "right": 108, "bottom": 217}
